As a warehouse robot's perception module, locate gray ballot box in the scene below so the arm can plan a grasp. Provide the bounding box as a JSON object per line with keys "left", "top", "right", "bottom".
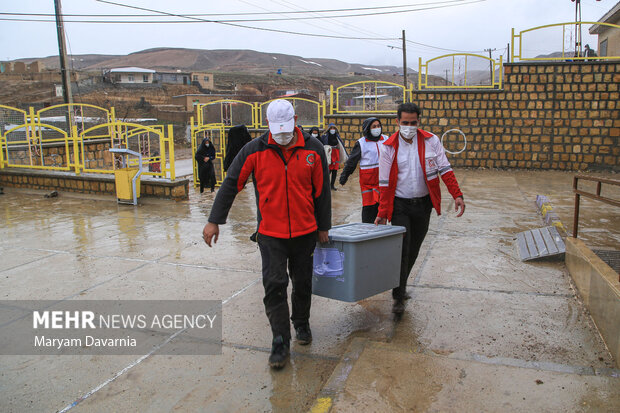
{"left": 312, "top": 223, "right": 406, "bottom": 302}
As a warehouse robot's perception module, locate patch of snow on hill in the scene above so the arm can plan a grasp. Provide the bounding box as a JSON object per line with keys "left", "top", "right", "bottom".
{"left": 362, "top": 67, "right": 384, "bottom": 72}
{"left": 299, "top": 59, "right": 322, "bottom": 67}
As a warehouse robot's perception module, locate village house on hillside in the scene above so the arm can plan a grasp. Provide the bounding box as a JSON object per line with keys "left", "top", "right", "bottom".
{"left": 103, "top": 67, "right": 214, "bottom": 89}
{"left": 190, "top": 72, "right": 214, "bottom": 90}
{"left": 0, "top": 60, "right": 45, "bottom": 74}
{"left": 105, "top": 67, "right": 155, "bottom": 84}
{"left": 154, "top": 70, "right": 192, "bottom": 85}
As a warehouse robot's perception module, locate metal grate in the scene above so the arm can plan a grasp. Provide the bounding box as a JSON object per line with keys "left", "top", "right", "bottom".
{"left": 516, "top": 226, "right": 566, "bottom": 261}
{"left": 592, "top": 249, "right": 620, "bottom": 275}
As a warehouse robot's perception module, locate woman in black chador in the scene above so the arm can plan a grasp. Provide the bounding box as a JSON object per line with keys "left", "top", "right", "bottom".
{"left": 195, "top": 137, "right": 216, "bottom": 193}
{"left": 224, "top": 125, "right": 251, "bottom": 172}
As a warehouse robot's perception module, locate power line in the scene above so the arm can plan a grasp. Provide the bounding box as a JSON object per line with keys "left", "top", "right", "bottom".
{"left": 405, "top": 39, "right": 491, "bottom": 54}
{"left": 64, "top": 20, "right": 81, "bottom": 99}
{"left": 0, "top": 2, "right": 471, "bottom": 18}
{"left": 92, "top": 0, "right": 397, "bottom": 41}
{"left": 255, "top": 0, "right": 400, "bottom": 55}
{"left": 236, "top": 0, "right": 361, "bottom": 45}
{"left": 2, "top": 0, "right": 495, "bottom": 56}
{"left": 0, "top": 16, "right": 391, "bottom": 39}
{"left": 2, "top": 0, "right": 485, "bottom": 24}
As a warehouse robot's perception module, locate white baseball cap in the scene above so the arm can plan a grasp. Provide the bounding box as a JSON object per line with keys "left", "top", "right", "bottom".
{"left": 266, "top": 99, "right": 295, "bottom": 134}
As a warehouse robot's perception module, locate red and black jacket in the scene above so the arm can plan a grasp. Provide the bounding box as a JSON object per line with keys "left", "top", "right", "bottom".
{"left": 208, "top": 127, "right": 331, "bottom": 239}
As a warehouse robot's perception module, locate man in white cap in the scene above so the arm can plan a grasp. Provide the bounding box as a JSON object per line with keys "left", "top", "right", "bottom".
{"left": 203, "top": 99, "right": 331, "bottom": 369}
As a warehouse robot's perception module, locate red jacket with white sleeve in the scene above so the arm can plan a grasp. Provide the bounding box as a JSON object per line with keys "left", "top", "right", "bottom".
{"left": 377, "top": 129, "right": 463, "bottom": 221}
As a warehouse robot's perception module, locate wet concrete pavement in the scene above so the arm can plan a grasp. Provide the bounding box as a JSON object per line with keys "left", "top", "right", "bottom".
{"left": 0, "top": 169, "right": 619, "bottom": 412}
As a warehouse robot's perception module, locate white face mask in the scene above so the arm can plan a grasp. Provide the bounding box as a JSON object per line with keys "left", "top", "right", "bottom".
{"left": 311, "top": 133, "right": 318, "bottom": 138}
{"left": 205, "top": 143, "right": 210, "bottom": 147}
{"left": 370, "top": 127, "right": 381, "bottom": 138}
{"left": 400, "top": 125, "right": 417, "bottom": 140}
{"left": 329, "top": 129, "right": 336, "bottom": 135}
{"left": 272, "top": 131, "right": 294, "bottom": 146}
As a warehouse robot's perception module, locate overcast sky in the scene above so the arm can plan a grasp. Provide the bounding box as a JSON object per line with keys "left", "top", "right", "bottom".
{"left": 1, "top": 0, "right": 616, "bottom": 66}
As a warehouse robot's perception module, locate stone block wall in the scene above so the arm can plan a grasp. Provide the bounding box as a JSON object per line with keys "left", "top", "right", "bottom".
{"left": 4, "top": 139, "right": 114, "bottom": 171}
{"left": 327, "top": 61, "right": 619, "bottom": 171}
{"left": 0, "top": 169, "right": 189, "bottom": 200}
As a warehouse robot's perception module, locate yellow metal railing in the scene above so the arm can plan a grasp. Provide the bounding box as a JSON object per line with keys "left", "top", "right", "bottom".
{"left": 196, "top": 99, "right": 257, "bottom": 129}
{"left": 0, "top": 104, "right": 28, "bottom": 128}
{"left": 332, "top": 80, "right": 410, "bottom": 114}
{"left": 190, "top": 97, "right": 323, "bottom": 187}
{"left": 0, "top": 104, "right": 177, "bottom": 180}
{"left": 36, "top": 102, "right": 113, "bottom": 128}
{"left": 2, "top": 122, "right": 73, "bottom": 171}
{"left": 258, "top": 97, "right": 324, "bottom": 129}
{"left": 194, "top": 98, "right": 325, "bottom": 130}
{"left": 190, "top": 120, "right": 226, "bottom": 187}
{"left": 78, "top": 121, "right": 175, "bottom": 180}
{"left": 512, "top": 22, "right": 620, "bottom": 62}
{"left": 0, "top": 135, "right": 5, "bottom": 169}
{"left": 418, "top": 54, "right": 503, "bottom": 90}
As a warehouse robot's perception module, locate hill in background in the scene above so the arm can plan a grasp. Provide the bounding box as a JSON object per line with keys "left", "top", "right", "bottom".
{"left": 14, "top": 47, "right": 416, "bottom": 77}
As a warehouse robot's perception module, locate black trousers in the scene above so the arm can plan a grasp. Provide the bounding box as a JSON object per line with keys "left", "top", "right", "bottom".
{"left": 390, "top": 196, "right": 432, "bottom": 300}
{"left": 361, "top": 203, "right": 379, "bottom": 224}
{"left": 257, "top": 231, "right": 317, "bottom": 341}
{"left": 330, "top": 170, "right": 338, "bottom": 187}
{"left": 199, "top": 161, "right": 215, "bottom": 192}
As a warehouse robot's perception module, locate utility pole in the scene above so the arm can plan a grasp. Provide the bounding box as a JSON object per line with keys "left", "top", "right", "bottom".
{"left": 54, "top": 0, "right": 73, "bottom": 105}
{"left": 444, "top": 69, "right": 449, "bottom": 86}
{"left": 402, "top": 30, "right": 407, "bottom": 89}
{"left": 484, "top": 48, "right": 496, "bottom": 83}
{"left": 574, "top": 0, "right": 582, "bottom": 57}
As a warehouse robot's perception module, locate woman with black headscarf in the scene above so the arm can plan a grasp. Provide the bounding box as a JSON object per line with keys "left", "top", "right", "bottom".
{"left": 308, "top": 127, "right": 320, "bottom": 141}
{"left": 195, "top": 136, "right": 216, "bottom": 193}
{"left": 321, "top": 123, "right": 342, "bottom": 190}
{"left": 339, "top": 117, "right": 387, "bottom": 222}
{"left": 224, "top": 125, "right": 251, "bottom": 172}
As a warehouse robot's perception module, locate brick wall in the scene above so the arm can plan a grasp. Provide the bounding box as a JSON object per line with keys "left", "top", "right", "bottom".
{"left": 326, "top": 61, "right": 619, "bottom": 171}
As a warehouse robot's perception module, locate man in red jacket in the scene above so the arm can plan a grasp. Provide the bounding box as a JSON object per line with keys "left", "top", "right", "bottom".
{"left": 375, "top": 103, "right": 465, "bottom": 315}
{"left": 203, "top": 99, "right": 331, "bottom": 369}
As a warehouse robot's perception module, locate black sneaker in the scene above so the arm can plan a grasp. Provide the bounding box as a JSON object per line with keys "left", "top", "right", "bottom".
{"left": 268, "top": 336, "right": 289, "bottom": 369}
{"left": 295, "top": 325, "right": 312, "bottom": 345}
{"left": 392, "top": 299, "right": 405, "bottom": 314}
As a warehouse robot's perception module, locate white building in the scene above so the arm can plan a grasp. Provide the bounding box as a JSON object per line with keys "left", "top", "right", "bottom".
{"left": 589, "top": 1, "right": 620, "bottom": 57}
{"left": 108, "top": 67, "right": 155, "bottom": 84}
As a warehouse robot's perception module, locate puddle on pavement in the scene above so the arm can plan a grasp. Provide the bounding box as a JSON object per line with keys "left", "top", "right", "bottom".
{"left": 1, "top": 169, "right": 618, "bottom": 411}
